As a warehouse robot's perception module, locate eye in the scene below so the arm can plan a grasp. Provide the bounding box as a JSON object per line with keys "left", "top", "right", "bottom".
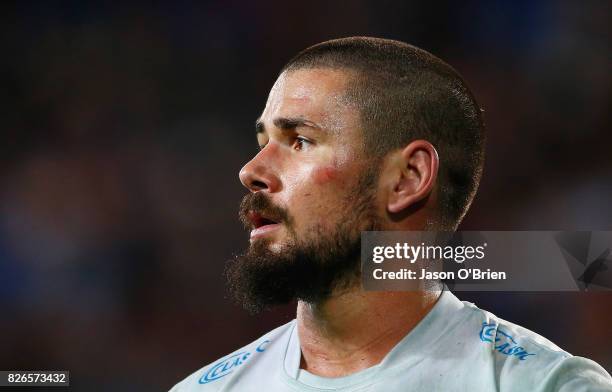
{"left": 293, "top": 136, "right": 313, "bottom": 151}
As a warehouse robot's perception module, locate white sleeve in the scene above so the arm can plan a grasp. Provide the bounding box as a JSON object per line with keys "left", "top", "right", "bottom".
{"left": 543, "top": 356, "right": 612, "bottom": 392}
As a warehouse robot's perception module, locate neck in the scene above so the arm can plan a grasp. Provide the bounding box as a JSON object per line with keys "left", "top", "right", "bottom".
{"left": 296, "top": 287, "right": 441, "bottom": 377}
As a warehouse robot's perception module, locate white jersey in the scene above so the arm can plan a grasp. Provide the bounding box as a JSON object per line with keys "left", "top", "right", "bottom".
{"left": 170, "top": 289, "right": 612, "bottom": 391}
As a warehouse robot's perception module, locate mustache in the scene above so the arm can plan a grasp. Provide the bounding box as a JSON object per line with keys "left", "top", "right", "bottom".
{"left": 239, "top": 192, "right": 291, "bottom": 229}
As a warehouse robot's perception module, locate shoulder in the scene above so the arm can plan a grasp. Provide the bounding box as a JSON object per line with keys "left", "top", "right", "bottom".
{"left": 169, "top": 320, "right": 295, "bottom": 392}
{"left": 463, "top": 300, "right": 567, "bottom": 361}
{"left": 458, "top": 299, "right": 612, "bottom": 391}
{"left": 541, "top": 356, "right": 612, "bottom": 391}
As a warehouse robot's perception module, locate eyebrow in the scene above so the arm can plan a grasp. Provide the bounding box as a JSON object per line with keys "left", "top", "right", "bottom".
{"left": 255, "top": 117, "right": 322, "bottom": 135}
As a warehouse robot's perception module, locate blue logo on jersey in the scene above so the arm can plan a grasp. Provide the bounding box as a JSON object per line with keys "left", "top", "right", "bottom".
{"left": 479, "top": 322, "right": 535, "bottom": 360}
{"left": 199, "top": 340, "right": 270, "bottom": 384}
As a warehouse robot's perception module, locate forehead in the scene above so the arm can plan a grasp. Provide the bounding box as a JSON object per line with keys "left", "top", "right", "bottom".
{"left": 260, "top": 68, "right": 358, "bottom": 134}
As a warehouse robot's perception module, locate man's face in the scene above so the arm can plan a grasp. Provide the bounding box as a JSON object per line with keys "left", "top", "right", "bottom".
{"left": 239, "top": 68, "right": 375, "bottom": 250}
{"left": 228, "top": 68, "right": 383, "bottom": 312}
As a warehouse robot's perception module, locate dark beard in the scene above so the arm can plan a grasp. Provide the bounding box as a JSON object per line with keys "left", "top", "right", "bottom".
{"left": 226, "top": 224, "right": 363, "bottom": 314}
{"left": 226, "top": 169, "right": 380, "bottom": 314}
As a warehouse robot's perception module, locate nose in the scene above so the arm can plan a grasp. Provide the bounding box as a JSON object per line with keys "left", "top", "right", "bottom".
{"left": 239, "top": 147, "right": 281, "bottom": 193}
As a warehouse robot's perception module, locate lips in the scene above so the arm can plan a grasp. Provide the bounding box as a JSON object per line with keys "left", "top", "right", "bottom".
{"left": 247, "top": 211, "right": 281, "bottom": 239}
{"left": 248, "top": 211, "right": 279, "bottom": 228}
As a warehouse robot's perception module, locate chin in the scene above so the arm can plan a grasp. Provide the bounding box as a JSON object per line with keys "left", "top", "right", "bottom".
{"left": 250, "top": 235, "right": 284, "bottom": 252}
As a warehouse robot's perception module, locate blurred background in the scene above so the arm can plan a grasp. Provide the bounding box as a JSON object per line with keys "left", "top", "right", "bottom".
{"left": 1, "top": 1, "right": 610, "bottom": 390}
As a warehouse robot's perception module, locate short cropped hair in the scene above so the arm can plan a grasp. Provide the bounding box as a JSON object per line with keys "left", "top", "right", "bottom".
{"left": 281, "top": 37, "right": 485, "bottom": 229}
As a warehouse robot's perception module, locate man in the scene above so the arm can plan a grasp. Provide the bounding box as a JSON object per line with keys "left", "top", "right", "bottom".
{"left": 171, "top": 37, "right": 612, "bottom": 391}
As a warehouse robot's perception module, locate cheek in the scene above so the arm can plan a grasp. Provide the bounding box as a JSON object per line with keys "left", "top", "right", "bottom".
{"left": 311, "top": 165, "right": 340, "bottom": 185}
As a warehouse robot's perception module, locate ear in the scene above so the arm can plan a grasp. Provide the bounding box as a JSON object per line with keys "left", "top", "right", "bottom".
{"left": 387, "top": 140, "right": 439, "bottom": 214}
